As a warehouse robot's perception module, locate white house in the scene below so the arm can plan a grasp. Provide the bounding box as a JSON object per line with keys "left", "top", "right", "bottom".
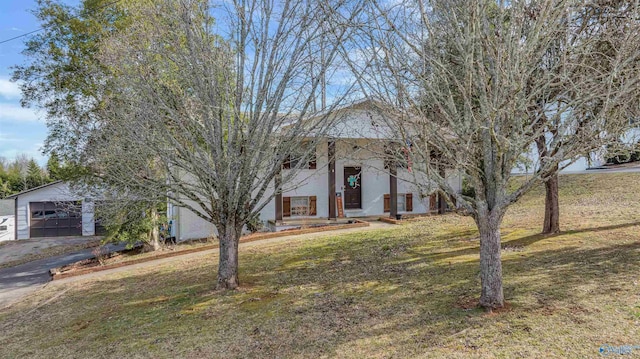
{"left": 0, "top": 199, "right": 15, "bottom": 242}
{"left": 171, "top": 101, "right": 462, "bottom": 241}
{"left": 5, "top": 181, "right": 100, "bottom": 240}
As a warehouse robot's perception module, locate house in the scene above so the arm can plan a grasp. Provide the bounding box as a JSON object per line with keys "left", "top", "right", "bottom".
{"left": 171, "top": 100, "right": 462, "bottom": 241}
{"left": 0, "top": 199, "right": 14, "bottom": 241}
{"left": 5, "top": 181, "right": 101, "bottom": 240}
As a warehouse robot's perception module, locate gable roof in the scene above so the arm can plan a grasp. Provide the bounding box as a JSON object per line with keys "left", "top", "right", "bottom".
{"left": 4, "top": 181, "right": 64, "bottom": 200}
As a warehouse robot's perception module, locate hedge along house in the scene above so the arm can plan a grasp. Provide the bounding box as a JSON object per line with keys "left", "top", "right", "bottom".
{"left": 171, "top": 100, "right": 462, "bottom": 241}
{"left": 5, "top": 181, "right": 102, "bottom": 240}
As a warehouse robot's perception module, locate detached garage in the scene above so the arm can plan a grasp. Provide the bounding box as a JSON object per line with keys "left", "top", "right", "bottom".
{"left": 6, "top": 181, "right": 97, "bottom": 240}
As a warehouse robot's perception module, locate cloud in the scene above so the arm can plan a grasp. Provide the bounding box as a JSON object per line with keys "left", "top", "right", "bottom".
{"left": 0, "top": 78, "right": 21, "bottom": 99}
{"left": 10, "top": 27, "right": 23, "bottom": 32}
{"left": 0, "top": 131, "right": 22, "bottom": 143}
{"left": 0, "top": 103, "right": 40, "bottom": 123}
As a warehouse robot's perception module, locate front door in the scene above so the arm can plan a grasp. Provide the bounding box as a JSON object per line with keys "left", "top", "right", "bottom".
{"left": 343, "top": 166, "right": 362, "bottom": 209}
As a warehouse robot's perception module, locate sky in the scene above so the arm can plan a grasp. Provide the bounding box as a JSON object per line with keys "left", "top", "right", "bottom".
{"left": 0, "top": 1, "right": 79, "bottom": 166}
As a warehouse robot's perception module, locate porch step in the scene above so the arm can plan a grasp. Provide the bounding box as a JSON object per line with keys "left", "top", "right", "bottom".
{"left": 343, "top": 210, "right": 366, "bottom": 217}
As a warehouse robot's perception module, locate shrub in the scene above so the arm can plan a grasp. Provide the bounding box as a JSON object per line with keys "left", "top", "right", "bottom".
{"left": 246, "top": 213, "right": 264, "bottom": 233}
{"left": 461, "top": 178, "right": 476, "bottom": 199}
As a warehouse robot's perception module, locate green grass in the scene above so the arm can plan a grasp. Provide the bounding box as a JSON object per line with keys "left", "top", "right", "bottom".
{"left": 1, "top": 173, "right": 640, "bottom": 358}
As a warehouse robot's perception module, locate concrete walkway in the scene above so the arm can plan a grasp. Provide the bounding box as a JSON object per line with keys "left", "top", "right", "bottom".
{"left": 0, "top": 220, "right": 394, "bottom": 309}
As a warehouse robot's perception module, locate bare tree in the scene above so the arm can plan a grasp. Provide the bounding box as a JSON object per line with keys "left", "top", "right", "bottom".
{"left": 93, "top": 0, "right": 361, "bottom": 289}
{"left": 530, "top": 0, "right": 640, "bottom": 234}
{"left": 347, "top": 0, "right": 640, "bottom": 309}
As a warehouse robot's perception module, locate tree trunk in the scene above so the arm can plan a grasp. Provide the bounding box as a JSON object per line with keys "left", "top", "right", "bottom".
{"left": 477, "top": 212, "right": 504, "bottom": 310}
{"left": 542, "top": 173, "right": 560, "bottom": 234}
{"left": 536, "top": 134, "right": 561, "bottom": 235}
{"left": 146, "top": 207, "right": 161, "bottom": 252}
{"left": 216, "top": 220, "right": 241, "bottom": 290}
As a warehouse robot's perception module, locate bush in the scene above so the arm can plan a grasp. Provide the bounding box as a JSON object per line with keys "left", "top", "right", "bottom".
{"left": 605, "top": 141, "right": 640, "bottom": 165}
{"left": 91, "top": 245, "right": 110, "bottom": 266}
{"left": 97, "top": 202, "right": 167, "bottom": 250}
{"left": 246, "top": 213, "right": 264, "bottom": 233}
{"left": 606, "top": 152, "right": 630, "bottom": 165}
{"left": 461, "top": 178, "right": 476, "bottom": 199}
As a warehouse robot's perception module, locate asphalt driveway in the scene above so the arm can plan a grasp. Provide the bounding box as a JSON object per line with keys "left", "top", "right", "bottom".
{"left": 0, "top": 242, "right": 126, "bottom": 309}
{"left": 0, "top": 236, "right": 102, "bottom": 267}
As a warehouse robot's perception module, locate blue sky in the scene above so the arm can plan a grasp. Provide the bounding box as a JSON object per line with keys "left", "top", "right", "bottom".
{"left": 0, "top": 1, "right": 79, "bottom": 165}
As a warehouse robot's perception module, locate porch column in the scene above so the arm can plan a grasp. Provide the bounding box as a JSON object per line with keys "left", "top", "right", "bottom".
{"left": 389, "top": 164, "right": 398, "bottom": 218}
{"left": 275, "top": 171, "right": 283, "bottom": 222}
{"left": 328, "top": 139, "right": 337, "bottom": 220}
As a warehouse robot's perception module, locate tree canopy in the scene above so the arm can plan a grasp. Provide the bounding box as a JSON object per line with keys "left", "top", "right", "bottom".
{"left": 346, "top": 0, "right": 640, "bottom": 309}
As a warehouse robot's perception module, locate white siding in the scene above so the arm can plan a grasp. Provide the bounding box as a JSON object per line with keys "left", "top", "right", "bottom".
{"left": 0, "top": 215, "right": 15, "bottom": 242}
{"left": 174, "top": 204, "right": 217, "bottom": 241}
{"left": 279, "top": 142, "right": 329, "bottom": 217}
{"left": 81, "top": 200, "right": 95, "bottom": 236}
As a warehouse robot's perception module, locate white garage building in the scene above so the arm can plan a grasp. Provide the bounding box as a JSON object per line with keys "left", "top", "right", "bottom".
{"left": 6, "top": 181, "right": 100, "bottom": 240}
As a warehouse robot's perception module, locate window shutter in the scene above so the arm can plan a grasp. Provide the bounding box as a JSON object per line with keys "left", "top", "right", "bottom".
{"left": 309, "top": 196, "right": 317, "bottom": 215}
{"left": 429, "top": 193, "right": 437, "bottom": 211}
{"left": 406, "top": 193, "right": 413, "bottom": 212}
{"left": 283, "top": 197, "right": 291, "bottom": 217}
{"left": 384, "top": 194, "right": 390, "bottom": 212}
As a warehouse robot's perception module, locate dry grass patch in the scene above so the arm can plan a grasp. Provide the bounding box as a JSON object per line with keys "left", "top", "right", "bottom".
{"left": 1, "top": 173, "right": 640, "bottom": 358}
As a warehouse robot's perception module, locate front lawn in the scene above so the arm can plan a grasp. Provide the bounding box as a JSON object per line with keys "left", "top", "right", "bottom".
{"left": 1, "top": 173, "right": 639, "bottom": 358}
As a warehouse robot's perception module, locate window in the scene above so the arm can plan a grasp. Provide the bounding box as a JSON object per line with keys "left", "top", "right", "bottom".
{"left": 384, "top": 142, "right": 412, "bottom": 171}
{"left": 384, "top": 193, "right": 413, "bottom": 212}
{"left": 283, "top": 196, "right": 317, "bottom": 217}
{"left": 290, "top": 197, "right": 310, "bottom": 216}
{"left": 397, "top": 194, "right": 406, "bottom": 212}
{"left": 283, "top": 143, "right": 317, "bottom": 169}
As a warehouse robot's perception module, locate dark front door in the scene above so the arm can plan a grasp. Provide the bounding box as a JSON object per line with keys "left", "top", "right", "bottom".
{"left": 30, "top": 201, "right": 82, "bottom": 238}
{"left": 343, "top": 166, "right": 362, "bottom": 209}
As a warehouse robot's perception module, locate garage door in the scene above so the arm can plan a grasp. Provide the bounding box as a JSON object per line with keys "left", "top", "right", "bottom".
{"left": 30, "top": 202, "right": 82, "bottom": 238}
{"left": 94, "top": 221, "right": 108, "bottom": 236}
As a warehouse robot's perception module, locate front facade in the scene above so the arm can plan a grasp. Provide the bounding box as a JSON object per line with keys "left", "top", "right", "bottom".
{"left": 7, "top": 181, "right": 99, "bottom": 240}
{"left": 172, "top": 102, "right": 462, "bottom": 241}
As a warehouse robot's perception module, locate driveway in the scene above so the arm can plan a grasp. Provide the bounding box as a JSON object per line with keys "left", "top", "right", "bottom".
{"left": 0, "top": 242, "right": 126, "bottom": 309}
{"left": 0, "top": 236, "right": 102, "bottom": 267}
{"left": 577, "top": 164, "right": 640, "bottom": 174}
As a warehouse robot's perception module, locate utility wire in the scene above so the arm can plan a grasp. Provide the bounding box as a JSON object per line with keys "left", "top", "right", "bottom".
{"left": 0, "top": 29, "right": 44, "bottom": 45}
{"left": 0, "top": 0, "right": 122, "bottom": 45}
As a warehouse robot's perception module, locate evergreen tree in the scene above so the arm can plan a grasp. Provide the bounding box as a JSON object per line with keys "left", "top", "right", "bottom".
{"left": 25, "top": 159, "right": 45, "bottom": 189}
{"left": 46, "top": 152, "right": 63, "bottom": 181}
